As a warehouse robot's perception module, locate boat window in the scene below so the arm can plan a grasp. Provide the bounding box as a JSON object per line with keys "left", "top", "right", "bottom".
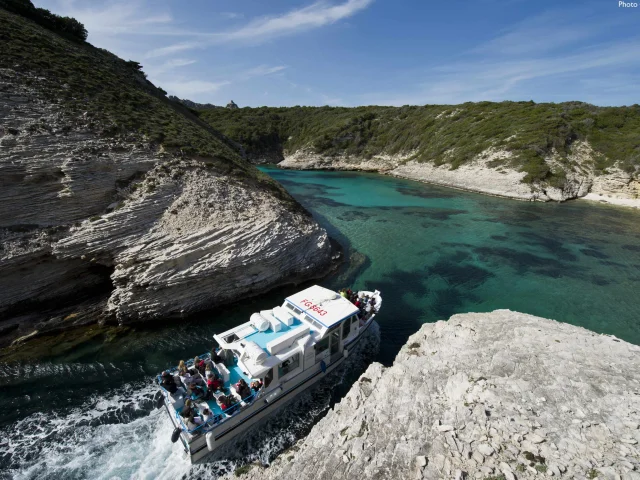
{"left": 341, "top": 320, "right": 350, "bottom": 339}
{"left": 264, "top": 368, "right": 274, "bottom": 388}
{"left": 351, "top": 315, "right": 358, "bottom": 326}
{"left": 286, "top": 303, "right": 303, "bottom": 315}
{"left": 330, "top": 329, "right": 340, "bottom": 355}
{"left": 278, "top": 354, "right": 300, "bottom": 378}
{"left": 327, "top": 323, "right": 341, "bottom": 336}
{"left": 304, "top": 314, "right": 324, "bottom": 331}
{"left": 314, "top": 336, "right": 329, "bottom": 355}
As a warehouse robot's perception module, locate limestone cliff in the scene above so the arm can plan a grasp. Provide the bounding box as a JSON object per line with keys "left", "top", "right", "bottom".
{"left": 279, "top": 145, "right": 640, "bottom": 208}
{"left": 200, "top": 105, "right": 640, "bottom": 208}
{"left": 236, "top": 310, "right": 640, "bottom": 480}
{"left": 0, "top": 9, "right": 332, "bottom": 344}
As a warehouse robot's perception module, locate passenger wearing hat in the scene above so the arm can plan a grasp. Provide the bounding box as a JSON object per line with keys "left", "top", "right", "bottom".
{"left": 160, "top": 371, "right": 178, "bottom": 394}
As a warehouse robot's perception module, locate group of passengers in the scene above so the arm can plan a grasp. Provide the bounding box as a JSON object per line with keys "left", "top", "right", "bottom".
{"left": 180, "top": 398, "right": 214, "bottom": 429}
{"left": 160, "top": 352, "right": 266, "bottom": 429}
{"left": 339, "top": 288, "right": 377, "bottom": 319}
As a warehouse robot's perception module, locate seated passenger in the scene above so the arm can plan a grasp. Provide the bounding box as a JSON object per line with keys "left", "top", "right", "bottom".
{"left": 187, "top": 412, "right": 203, "bottom": 429}
{"left": 184, "top": 374, "right": 205, "bottom": 397}
{"left": 220, "top": 348, "right": 235, "bottom": 367}
{"left": 236, "top": 379, "right": 251, "bottom": 399}
{"left": 217, "top": 395, "right": 229, "bottom": 411}
{"left": 339, "top": 288, "right": 347, "bottom": 298}
{"left": 178, "top": 360, "right": 188, "bottom": 376}
{"left": 193, "top": 356, "right": 206, "bottom": 375}
{"left": 180, "top": 399, "right": 193, "bottom": 418}
{"left": 202, "top": 408, "right": 212, "bottom": 423}
{"left": 207, "top": 372, "right": 223, "bottom": 392}
{"left": 211, "top": 348, "right": 223, "bottom": 364}
{"left": 250, "top": 379, "right": 263, "bottom": 392}
{"left": 160, "top": 371, "right": 178, "bottom": 394}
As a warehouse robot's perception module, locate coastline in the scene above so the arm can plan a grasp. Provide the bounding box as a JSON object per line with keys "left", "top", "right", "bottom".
{"left": 274, "top": 156, "right": 640, "bottom": 210}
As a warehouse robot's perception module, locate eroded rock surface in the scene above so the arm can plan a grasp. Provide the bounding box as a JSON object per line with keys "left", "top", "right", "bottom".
{"left": 0, "top": 70, "right": 332, "bottom": 337}
{"left": 237, "top": 310, "right": 640, "bottom": 480}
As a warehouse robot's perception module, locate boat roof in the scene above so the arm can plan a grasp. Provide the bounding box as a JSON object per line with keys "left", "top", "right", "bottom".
{"left": 285, "top": 285, "right": 359, "bottom": 329}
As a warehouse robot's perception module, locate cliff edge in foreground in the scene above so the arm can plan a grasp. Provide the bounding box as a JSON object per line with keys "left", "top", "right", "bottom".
{"left": 237, "top": 310, "right": 640, "bottom": 480}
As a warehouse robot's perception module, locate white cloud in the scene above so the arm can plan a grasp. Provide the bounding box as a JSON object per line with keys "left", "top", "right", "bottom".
{"left": 220, "top": 0, "right": 373, "bottom": 44}
{"left": 361, "top": 7, "right": 640, "bottom": 106}
{"left": 145, "top": 0, "right": 374, "bottom": 58}
{"left": 144, "top": 58, "right": 197, "bottom": 77}
{"left": 145, "top": 42, "right": 199, "bottom": 59}
{"left": 220, "top": 12, "right": 244, "bottom": 20}
{"left": 243, "top": 65, "right": 287, "bottom": 78}
{"left": 161, "top": 80, "right": 230, "bottom": 98}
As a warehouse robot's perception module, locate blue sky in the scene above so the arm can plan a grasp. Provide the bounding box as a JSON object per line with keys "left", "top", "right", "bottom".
{"left": 37, "top": 0, "right": 640, "bottom": 107}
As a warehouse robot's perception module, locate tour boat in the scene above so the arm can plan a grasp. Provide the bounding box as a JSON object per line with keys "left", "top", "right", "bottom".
{"left": 156, "top": 285, "right": 382, "bottom": 462}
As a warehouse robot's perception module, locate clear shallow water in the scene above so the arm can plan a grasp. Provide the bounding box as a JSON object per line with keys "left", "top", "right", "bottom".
{"left": 2, "top": 167, "right": 640, "bottom": 479}
{"left": 264, "top": 167, "right": 640, "bottom": 361}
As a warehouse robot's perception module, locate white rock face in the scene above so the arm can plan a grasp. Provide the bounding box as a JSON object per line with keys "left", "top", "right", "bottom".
{"left": 0, "top": 70, "right": 331, "bottom": 330}
{"left": 278, "top": 143, "right": 640, "bottom": 207}
{"left": 54, "top": 162, "right": 331, "bottom": 322}
{"left": 235, "top": 310, "right": 640, "bottom": 480}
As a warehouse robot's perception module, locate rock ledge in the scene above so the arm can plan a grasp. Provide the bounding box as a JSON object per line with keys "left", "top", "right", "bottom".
{"left": 236, "top": 310, "right": 640, "bottom": 480}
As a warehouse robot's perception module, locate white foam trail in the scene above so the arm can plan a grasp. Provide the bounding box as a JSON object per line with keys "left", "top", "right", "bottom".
{"left": 3, "top": 323, "right": 380, "bottom": 480}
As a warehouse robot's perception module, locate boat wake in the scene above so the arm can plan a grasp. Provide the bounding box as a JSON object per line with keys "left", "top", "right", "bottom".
{"left": 1, "top": 323, "right": 380, "bottom": 480}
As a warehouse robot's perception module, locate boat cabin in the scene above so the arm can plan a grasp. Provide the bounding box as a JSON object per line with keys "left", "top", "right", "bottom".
{"left": 213, "top": 285, "right": 362, "bottom": 393}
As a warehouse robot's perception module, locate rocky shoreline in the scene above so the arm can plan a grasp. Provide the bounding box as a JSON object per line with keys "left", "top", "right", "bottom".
{"left": 234, "top": 310, "right": 640, "bottom": 480}
{"left": 277, "top": 148, "right": 640, "bottom": 208}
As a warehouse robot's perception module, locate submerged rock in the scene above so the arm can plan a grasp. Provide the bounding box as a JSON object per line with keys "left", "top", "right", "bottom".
{"left": 235, "top": 310, "right": 640, "bottom": 479}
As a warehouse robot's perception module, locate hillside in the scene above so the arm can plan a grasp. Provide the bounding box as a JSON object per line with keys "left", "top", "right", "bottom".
{"left": 200, "top": 104, "right": 640, "bottom": 205}
{"left": 0, "top": 4, "right": 332, "bottom": 346}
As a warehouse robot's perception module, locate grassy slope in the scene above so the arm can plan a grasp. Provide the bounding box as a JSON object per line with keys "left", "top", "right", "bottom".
{"left": 0, "top": 7, "right": 305, "bottom": 210}
{"left": 200, "top": 102, "right": 640, "bottom": 185}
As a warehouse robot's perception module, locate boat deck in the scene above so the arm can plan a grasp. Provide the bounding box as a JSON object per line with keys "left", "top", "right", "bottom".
{"left": 243, "top": 317, "right": 304, "bottom": 350}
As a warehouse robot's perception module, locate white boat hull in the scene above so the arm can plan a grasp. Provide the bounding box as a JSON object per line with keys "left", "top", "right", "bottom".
{"left": 158, "top": 287, "right": 380, "bottom": 463}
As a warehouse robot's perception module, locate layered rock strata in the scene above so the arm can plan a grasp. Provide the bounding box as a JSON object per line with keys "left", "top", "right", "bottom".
{"left": 0, "top": 70, "right": 332, "bottom": 339}
{"left": 237, "top": 310, "right": 640, "bottom": 480}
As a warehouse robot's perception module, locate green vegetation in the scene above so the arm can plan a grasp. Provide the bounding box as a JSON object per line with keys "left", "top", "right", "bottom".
{"left": 0, "top": 6, "right": 242, "bottom": 165}
{"left": 1, "top": 0, "right": 87, "bottom": 41}
{"left": 200, "top": 101, "right": 640, "bottom": 184}
{"left": 587, "top": 469, "right": 599, "bottom": 479}
{"left": 0, "top": 4, "right": 310, "bottom": 212}
{"left": 234, "top": 465, "right": 252, "bottom": 476}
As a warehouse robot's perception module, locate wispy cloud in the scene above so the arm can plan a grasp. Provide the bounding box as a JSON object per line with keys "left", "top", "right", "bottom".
{"left": 144, "top": 58, "right": 197, "bottom": 77}
{"left": 220, "top": 12, "right": 244, "bottom": 20}
{"left": 363, "top": 7, "right": 640, "bottom": 106}
{"left": 243, "top": 65, "right": 287, "bottom": 78}
{"left": 145, "top": 42, "right": 199, "bottom": 59}
{"left": 146, "top": 0, "right": 374, "bottom": 58}
{"left": 159, "top": 80, "right": 230, "bottom": 98}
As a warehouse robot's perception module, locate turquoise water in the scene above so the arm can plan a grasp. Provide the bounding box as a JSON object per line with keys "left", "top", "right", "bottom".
{"left": 1, "top": 167, "right": 639, "bottom": 479}
{"left": 263, "top": 166, "right": 640, "bottom": 361}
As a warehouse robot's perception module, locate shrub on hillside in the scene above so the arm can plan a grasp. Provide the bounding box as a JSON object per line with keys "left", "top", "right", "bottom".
{"left": 0, "top": 0, "right": 88, "bottom": 41}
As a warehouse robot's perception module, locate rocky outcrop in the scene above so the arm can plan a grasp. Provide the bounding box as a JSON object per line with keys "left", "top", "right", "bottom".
{"left": 278, "top": 144, "right": 640, "bottom": 207}
{"left": 0, "top": 70, "right": 332, "bottom": 340}
{"left": 236, "top": 310, "right": 640, "bottom": 480}
{"left": 226, "top": 100, "right": 239, "bottom": 110}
